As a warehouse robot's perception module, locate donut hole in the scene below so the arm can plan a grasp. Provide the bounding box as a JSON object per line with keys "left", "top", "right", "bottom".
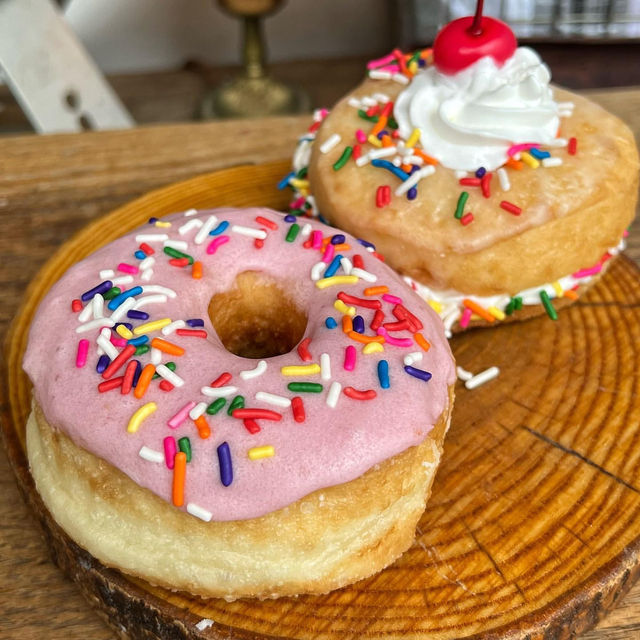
{"left": 208, "top": 271, "right": 308, "bottom": 359}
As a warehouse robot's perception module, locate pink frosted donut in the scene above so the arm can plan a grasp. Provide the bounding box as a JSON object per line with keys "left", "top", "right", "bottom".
{"left": 24, "top": 207, "right": 455, "bottom": 598}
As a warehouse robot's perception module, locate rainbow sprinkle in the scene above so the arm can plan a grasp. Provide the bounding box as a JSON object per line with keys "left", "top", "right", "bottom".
{"left": 280, "top": 48, "right": 596, "bottom": 333}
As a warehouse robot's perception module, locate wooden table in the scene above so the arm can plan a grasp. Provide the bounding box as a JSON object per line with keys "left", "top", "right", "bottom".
{"left": 1, "top": 88, "right": 639, "bottom": 640}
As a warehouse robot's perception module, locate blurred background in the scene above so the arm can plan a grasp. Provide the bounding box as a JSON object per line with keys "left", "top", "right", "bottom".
{"left": 0, "top": 0, "right": 639, "bottom": 134}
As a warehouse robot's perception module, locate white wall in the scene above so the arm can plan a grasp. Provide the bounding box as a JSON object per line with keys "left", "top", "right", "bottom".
{"left": 64, "top": 0, "right": 391, "bottom": 74}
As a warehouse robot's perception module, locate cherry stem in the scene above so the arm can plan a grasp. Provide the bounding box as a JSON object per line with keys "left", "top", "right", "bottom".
{"left": 468, "top": 0, "right": 484, "bottom": 36}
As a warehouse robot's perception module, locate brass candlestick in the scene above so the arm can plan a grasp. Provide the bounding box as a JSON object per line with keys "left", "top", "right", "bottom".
{"left": 201, "top": 0, "right": 309, "bottom": 118}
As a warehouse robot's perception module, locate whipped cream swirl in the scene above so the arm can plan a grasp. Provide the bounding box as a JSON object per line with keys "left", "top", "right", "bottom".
{"left": 394, "top": 47, "right": 560, "bottom": 171}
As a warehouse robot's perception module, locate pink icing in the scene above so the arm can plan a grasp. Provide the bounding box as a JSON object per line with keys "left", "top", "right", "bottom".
{"left": 24, "top": 208, "right": 455, "bottom": 521}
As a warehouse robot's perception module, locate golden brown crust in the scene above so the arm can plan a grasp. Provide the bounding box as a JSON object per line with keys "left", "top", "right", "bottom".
{"left": 309, "top": 83, "right": 638, "bottom": 297}
{"left": 27, "top": 387, "right": 454, "bottom": 599}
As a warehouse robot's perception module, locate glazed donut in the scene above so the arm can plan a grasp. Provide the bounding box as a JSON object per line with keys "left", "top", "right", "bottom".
{"left": 24, "top": 207, "right": 455, "bottom": 598}
{"left": 290, "top": 46, "right": 638, "bottom": 333}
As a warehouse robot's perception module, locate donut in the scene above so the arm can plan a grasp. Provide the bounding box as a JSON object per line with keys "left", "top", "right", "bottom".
{"left": 288, "top": 45, "right": 638, "bottom": 334}
{"left": 24, "top": 207, "right": 455, "bottom": 599}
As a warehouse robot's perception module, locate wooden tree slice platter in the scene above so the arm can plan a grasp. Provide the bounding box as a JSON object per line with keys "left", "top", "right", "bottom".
{"left": 3, "top": 160, "right": 640, "bottom": 640}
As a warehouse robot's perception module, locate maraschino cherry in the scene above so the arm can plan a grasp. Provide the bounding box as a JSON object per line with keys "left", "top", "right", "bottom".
{"left": 432, "top": 0, "right": 517, "bottom": 75}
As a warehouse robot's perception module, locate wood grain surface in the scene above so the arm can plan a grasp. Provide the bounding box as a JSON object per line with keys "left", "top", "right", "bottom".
{"left": 4, "top": 161, "right": 640, "bottom": 640}
{"left": 1, "top": 90, "right": 639, "bottom": 640}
